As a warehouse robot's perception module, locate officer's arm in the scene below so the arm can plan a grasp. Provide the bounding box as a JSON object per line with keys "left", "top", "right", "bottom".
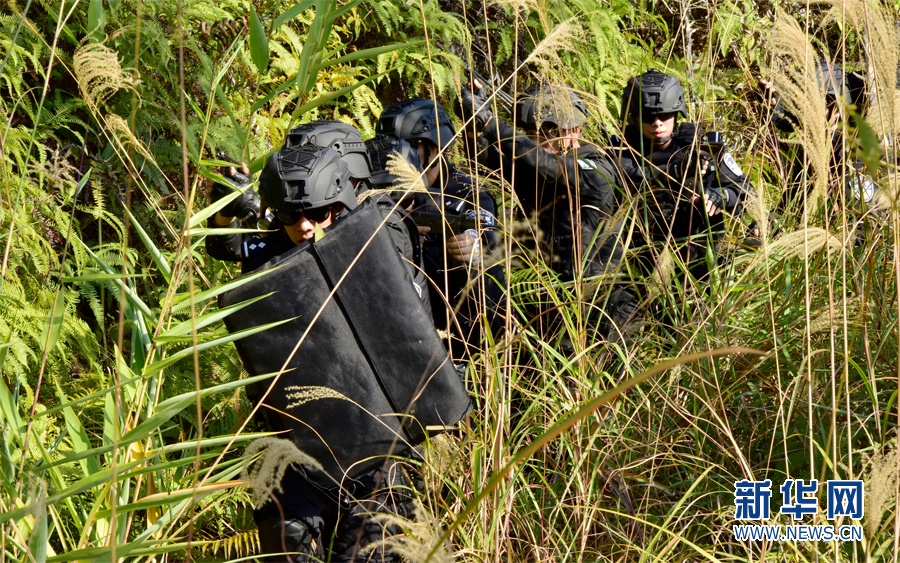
{"left": 481, "top": 117, "right": 571, "bottom": 184}
{"left": 576, "top": 154, "right": 623, "bottom": 216}
{"left": 373, "top": 195, "right": 431, "bottom": 308}
{"left": 204, "top": 216, "right": 244, "bottom": 262}
{"left": 707, "top": 151, "right": 751, "bottom": 214}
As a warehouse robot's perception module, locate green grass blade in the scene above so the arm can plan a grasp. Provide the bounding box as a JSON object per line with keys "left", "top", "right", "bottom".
{"left": 188, "top": 175, "right": 245, "bottom": 229}
{"left": 324, "top": 0, "right": 365, "bottom": 24}
{"left": 312, "top": 41, "right": 423, "bottom": 72}
{"left": 61, "top": 406, "right": 101, "bottom": 479}
{"left": 39, "top": 290, "right": 65, "bottom": 354}
{"left": 249, "top": 5, "right": 269, "bottom": 72}
{"left": 156, "top": 292, "right": 273, "bottom": 340}
{"left": 142, "top": 317, "right": 295, "bottom": 374}
{"left": 79, "top": 242, "right": 157, "bottom": 325}
{"left": 28, "top": 501, "right": 48, "bottom": 563}
{"left": 291, "top": 68, "right": 395, "bottom": 121}
{"left": 294, "top": 0, "right": 334, "bottom": 95}
{"left": 61, "top": 273, "right": 147, "bottom": 282}
{"left": 273, "top": 0, "right": 317, "bottom": 29}
{"left": 170, "top": 263, "right": 283, "bottom": 312}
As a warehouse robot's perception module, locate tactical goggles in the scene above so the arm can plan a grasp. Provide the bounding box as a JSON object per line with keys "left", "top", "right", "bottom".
{"left": 277, "top": 205, "right": 336, "bottom": 226}
{"left": 640, "top": 111, "right": 678, "bottom": 124}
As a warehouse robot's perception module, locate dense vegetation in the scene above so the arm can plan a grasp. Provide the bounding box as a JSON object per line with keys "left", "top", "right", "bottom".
{"left": 1, "top": 0, "right": 899, "bottom": 560}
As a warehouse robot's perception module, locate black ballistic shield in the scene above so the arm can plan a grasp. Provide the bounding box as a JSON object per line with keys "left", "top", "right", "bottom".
{"left": 219, "top": 199, "right": 471, "bottom": 486}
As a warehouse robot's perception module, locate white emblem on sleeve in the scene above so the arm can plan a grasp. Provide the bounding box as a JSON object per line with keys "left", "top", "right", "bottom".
{"left": 851, "top": 175, "right": 877, "bottom": 204}
{"left": 722, "top": 153, "right": 744, "bottom": 177}
{"left": 578, "top": 158, "right": 598, "bottom": 171}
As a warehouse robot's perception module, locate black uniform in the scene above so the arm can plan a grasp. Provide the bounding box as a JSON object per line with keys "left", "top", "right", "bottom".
{"left": 470, "top": 118, "right": 625, "bottom": 280}
{"left": 254, "top": 460, "right": 421, "bottom": 562}
{"left": 413, "top": 162, "right": 505, "bottom": 357}
{"left": 614, "top": 123, "right": 751, "bottom": 283}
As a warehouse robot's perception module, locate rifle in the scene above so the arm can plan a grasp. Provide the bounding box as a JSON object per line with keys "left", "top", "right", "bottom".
{"left": 408, "top": 209, "right": 499, "bottom": 235}
{"left": 464, "top": 65, "right": 515, "bottom": 111}
{"left": 216, "top": 149, "right": 242, "bottom": 166}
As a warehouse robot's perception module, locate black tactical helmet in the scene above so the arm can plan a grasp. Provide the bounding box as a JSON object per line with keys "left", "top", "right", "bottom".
{"left": 375, "top": 98, "right": 456, "bottom": 150}
{"left": 515, "top": 83, "right": 590, "bottom": 131}
{"left": 621, "top": 69, "right": 688, "bottom": 122}
{"left": 814, "top": 60, "right": 849, "bottom": 103}
{"left": 284, "top": 120, "right": 371, "bottom": 179}
{"left": 364, "top": 134, "right": 423, "bottom": 188}
{"left": 261, "top": 146, "right": 357, "bottom": 214}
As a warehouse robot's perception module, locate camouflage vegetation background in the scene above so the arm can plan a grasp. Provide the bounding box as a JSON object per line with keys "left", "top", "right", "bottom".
{"left": 0, "top": 0, "right": 899, "bottom": 560}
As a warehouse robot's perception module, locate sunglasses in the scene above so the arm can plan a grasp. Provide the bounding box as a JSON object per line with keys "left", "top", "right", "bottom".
{"left": 277, "top": 205, "right": 335, "bottom": 226}
{"left": 641, "top": 111, "right": 678, "bottom": 124}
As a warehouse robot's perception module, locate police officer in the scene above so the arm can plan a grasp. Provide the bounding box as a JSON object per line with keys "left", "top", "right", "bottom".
{"left": 364, "top": 133, "right": 425, "bottom": 207}
{"left": 225, "top": 144, "right": 423, "bottom": 563}
{"left": 459, "top": 82, "right": 635, "bottom": 344}
{"left": 205, "top": 122, "right": 420, "bottom": 285}
{"left": 760, "top": 61, "right": 876, "bottom": 217}
{"left": 364, "top": 133, "right": 432, "bottom": 306}
{"left": 615, "top": 69, "right": 752, "bottom": 288}
{"left": 376, "top": 99, "right": 506, "bottom": 358}
{"left": 460, "top": 82, "right": 624, "bottom": 279}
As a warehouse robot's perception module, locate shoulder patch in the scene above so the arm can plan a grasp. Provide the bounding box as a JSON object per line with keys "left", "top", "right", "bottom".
{"left": 241, "top": 236, "right": 269, "bottom": 259}
{"left": 721, "top": 152, "right": 744, "bottom": 177}
{"left": 851, "top": 174, "right": 877, "bottom": 204}
{"left": 578, "top": 158, "right": 598, "bottom": 171}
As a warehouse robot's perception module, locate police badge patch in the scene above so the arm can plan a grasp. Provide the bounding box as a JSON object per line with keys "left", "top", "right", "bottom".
{"left": 722, "top": 153, "right": 744, "bottom": 177}
{"left": 851, "top": 175, "right": 877, "bottom": 204}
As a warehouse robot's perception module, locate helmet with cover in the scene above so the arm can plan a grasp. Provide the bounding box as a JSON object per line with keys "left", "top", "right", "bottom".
{"left": 260, "top": 146, "right": 357, "bottom": 219}
{"left": 364, "top": 134, "right": 424, "bottom": 201}
{"left": 515, "top": 83, "right": 590, "bottom": 131}
{"left": 375, "top": 98, "right": 457, "bottom": 150}
{"left": 284, "top": 121, "right": 371, "bottom": 180}
{"left": 814, "top": 60, "right": 850, "bottom": 104}
{"left": 621, "top": 69, "right": 688, "bottom": 122}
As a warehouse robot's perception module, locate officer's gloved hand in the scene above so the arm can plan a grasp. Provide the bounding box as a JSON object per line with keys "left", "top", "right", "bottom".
{"left": 457, "top": 85, "right": 494, "bottom": 135}
{"left": 701, "top": 188, "right": 727, "bottom": 216}
{"left": 211, "top": 168, "right": 259, "bottom": 224}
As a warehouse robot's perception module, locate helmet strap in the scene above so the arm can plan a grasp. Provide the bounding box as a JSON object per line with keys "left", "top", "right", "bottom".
{"left": 654, "top": 122, "right": 679, "bottom": 146}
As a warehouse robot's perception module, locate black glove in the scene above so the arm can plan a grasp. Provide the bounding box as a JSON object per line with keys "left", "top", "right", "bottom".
{"left": 703, "top": 187, "right": 728, "bottom": 209}
{"left": 210, "top": 172, "right": 259, "bottom": 223}
{"left": 456, "top": 86, "right": 494, "bottom": 133}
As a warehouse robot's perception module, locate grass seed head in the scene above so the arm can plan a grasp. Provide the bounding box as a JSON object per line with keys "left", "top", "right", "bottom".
{"left": 74, "top": 42, "right": 139, "bottom": 116}
{"left": 363, "top": 499, "right": 453, "bottom": 563}
{"left": 864, "top": 441, "right": 898, "bottom": 540}
{"left": 241, "top": 437, "right": 323, "bottom": 507}
{"left": 524, "top": 18, "right": 584, "bottom": 78}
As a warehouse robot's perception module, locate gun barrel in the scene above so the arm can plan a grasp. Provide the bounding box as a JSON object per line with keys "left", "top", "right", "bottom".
{"left": 216, "top": 150, "right": 240, "bottom": 165}
{"left": 408, "top": 211, "right": 498, "bottom": 235}
{"left": 465, "top": 67, "right": 515, "bottom": 109}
